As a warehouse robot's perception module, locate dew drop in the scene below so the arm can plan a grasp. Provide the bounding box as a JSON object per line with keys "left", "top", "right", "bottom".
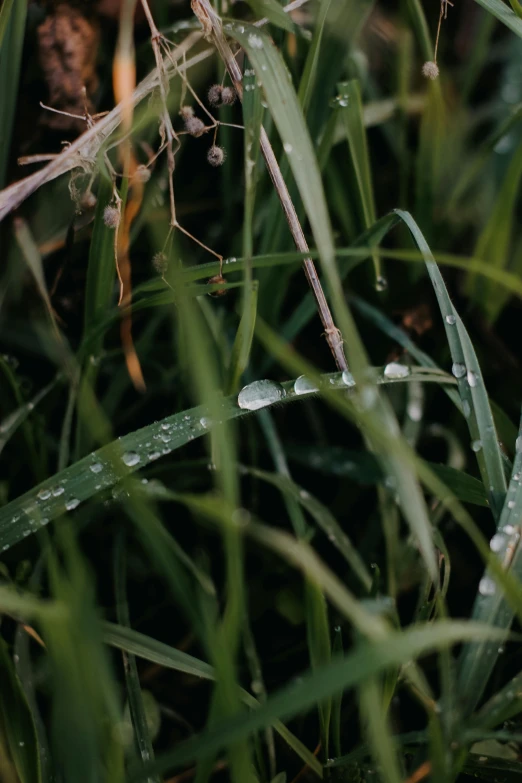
{"left": 342, "top": 370, "right": 356, "bottom": 387}
{"left": 508, "top": 500, "right": 515, "bottom": 509}
{"left": 148, "top": 451, "right": 161, "bottom": 461}
{"left": 161, "top": 422, "right": 171, "bottom": 431}
{"left": 407, "top": 401, "right": 422, "bottom": 422}
{"left": 467, "top": 370, "right": 478, "bottom": 387}
{"left": 471, "top": 439, "right": 482, "bottom": 452}
{"left": 490, "top": 533, "right": 505, "bottom": 552}
{"left": 37, "top": 489, "right": 51, "bottom": 501}
{"left": 122, "top": 451, "right": 141, "bottom": 467}
{"left": 90, "top": 462, "right": 103, "bottom": 474}
{"left": 199, "top": 417, "right": 210, "bottom": 428}
{"left": 503, "top": 524, "right": 516, "bottom": 535}
{"left": 384, "top": 362, "right": 410, "bottom": 379}
{"left": 237, "top": 380, "right": 285, "bottom": 411}
{"left": 294, "top": 375, "right": 318, "bottom": 395}
{"left": 375, "top": 276, "right": 388, "bottom": 292}
{"left": 283, "top": 142, "right": 293, "bottom": 154}
{"left": 462, "top": 400, "right": 471, "bottom": 418}
{"left": 445, "top": 314, "right": 456, "bottom": 325}
{"left": 65, "top": 498, "right": 80, "bottom": 511}
{"left": 452, "top": 362, "right": 466, "bottom": 379}
{"left": 516, "top": 435, "right": 522, "bottom": 453}
{"left": 248, "top": 33, "right": 263, "bottom": 48}
{"left": 479, "top": 576, "right": 496, "bottom": 596}
{"left": 52, "top": 486, "right": 64, "bottom": 497}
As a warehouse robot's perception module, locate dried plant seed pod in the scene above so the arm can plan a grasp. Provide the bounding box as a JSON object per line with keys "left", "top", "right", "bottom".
{"left": 152, "top": 252, "right": 168, "bottom": 275}
{"left": 80, "top": 191, "right": 97, "bottom": 210}
{"left": 179, "top": 105, "right": 195, "bottom": 119}
{"left": 103, "top": 205, "right": 119, "bottom": 228}
{"left": 184, "top": 116, "right": 206, "bottom": 137}
{"left": 220, "top": 86, "right": 236, "bottom": 106}
{"left": 207, "top": 274, "right": 227, "bottom": 296}
{"left": 134, "top": 165, "right": 151, "bottom": 183}
{"left": 422, "top": 61, "right": 439, "bottom": 80}
{"left": 207, "top": 145, "right": 226, "bottom": 166}
{"left": 208, "top": 84, "right": 223, "bottom": 106}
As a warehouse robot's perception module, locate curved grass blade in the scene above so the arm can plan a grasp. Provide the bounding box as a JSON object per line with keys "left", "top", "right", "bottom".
{"left": 127, "top": 622, "right": 509, "bottom": 782}
{"left": 0, "top": 366, "right": 455, "bottom": 554}
{"left": 0, "top": 375, "right": 57, "bottom": 458}
{"left": 102, "top": 622, "right": 322, "bottom": 777}
{"left": 457, "top": 413, "right": 522, "bottom": 714}
{"left": 396, "top": 209, "right": 507, "bottom": 520}
{"left": 0, "top": 0, "right": 27, "bottom": 189}
{"left": 471, "top": 0, "right": 522, "bottom": 38}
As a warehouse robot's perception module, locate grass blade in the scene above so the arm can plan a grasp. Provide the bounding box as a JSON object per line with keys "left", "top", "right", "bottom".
{"left": 0, "top": 0, "right": 27, "bottom": 189}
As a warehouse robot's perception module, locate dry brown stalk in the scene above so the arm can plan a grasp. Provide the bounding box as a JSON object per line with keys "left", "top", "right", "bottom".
{"left": 190, "top": 0, "right": 348, "bottom": 372}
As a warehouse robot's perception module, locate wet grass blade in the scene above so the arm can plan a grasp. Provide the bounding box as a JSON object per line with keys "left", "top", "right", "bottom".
{"left": 396, "top": 209, "right": 507, "bottom": 520}
{"left": 457, "top": 413, "right": 522, "bottom": 714}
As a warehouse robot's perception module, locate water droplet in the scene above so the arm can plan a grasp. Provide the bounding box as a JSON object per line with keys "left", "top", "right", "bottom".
{"left": 65, "top": 498, "right": 80, "bottom": 511}
{"left": 462, "top": 400, "right": 471, "bottom": 418}
{"left": 445, "top": 314, "right": 456, "bottom": 325}
{"left": 90, "top": 462, "right": 103, "bottom": 474}
{"left": 490, "top": 533, "right": 505, "bottom": 552}
{"left": 199, "top": 417, "right": 210, "bottom": 428}
{"left": 503, "top": 524, "right": 516, "bottom": 534}
{"left": 513, "top": 473, "right": 520, "bottom": 481}
{"left": 384, "top": 362, "right": 410, "bottom": 379}
{"left": 248, "top": 32, "right": 263, "bottom": 48}
{"left": 283, "top": 142, "right": 293, "bottom": 154}
{"left": 375, "top": 276, "right": 388, "bottom": 292}
{"left": 516, "top": 435, "right": 522, "bottom": 452}
{"left": 471, "top": 439, "right": 483, "bottom": 452}
{"left": 452, "top": 363, "right": 466, "bottom": 379}
{"left": 237, "top": 380, "right": 285, "bottom": 411}
{"left": 342, "top": 370, "right": 355, "bottom": 387}
{"left": 122, "top": 451, "right": 140, "bottom": 467}
{"left": 479, "top": 575, "right": 496, "bottom": 596}
{"left": 37, "top": 489, "right": 51, "bottom": 501}
{"left": 467, "top": 370, "right": 478, "bottom": 387}
{"left": 338, "top": 97, "right": 349, "bottom": 107}
{"left": 407, "top": 401, "right": 422, "bottom": 422}
{"left": 294, "top": 375, "right": 318, "bottom": 395}
{"left": 148, "top": 451, "right": 161, "bottom": 461}
{"left": 161, "top": 422, "right": 171, "bottom": 431}
{"left": 508, "top": 500, "right": 515, "bottom": 509}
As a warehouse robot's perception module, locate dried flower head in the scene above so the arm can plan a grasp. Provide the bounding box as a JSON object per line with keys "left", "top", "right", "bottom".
{"left": 422, "top": 61, "right": 439, "bottom": 80}
{"left": 207, "top": 145, "right": 226, "bottom": 167}
{"left": 179, "top": 105, "right": 195, "bottom": 119}
{"left": 152, "top": 252, "right": 168, "bottom": 275}
{"left": 134, "top": 165, "right": 151, "bottom": 183}
{"left": 103, "top": 205, "right": 119, "bottom": 228}
{"left": 208, "top": 84, "right": 222, "bottom": 106}
{"left": 184, "top": 116, "right": 206, "bottom": 138}
{"left": 207, "top": 273, "right": 227, "bottom": 297}
{"left": 221, "top": 86, "right": 236, "bottom": 106}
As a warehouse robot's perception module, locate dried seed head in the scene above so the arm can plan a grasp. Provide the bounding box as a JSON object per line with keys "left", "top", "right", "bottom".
{"left": 208, "top": 84, "right": 223, "bottom": 106}
{"left": 179, "top": 105, "right": 195, "bottom": 119}
{"left": 103, "top": 205, "right": 119, "bottom": 228}
{"left": 207, "top": 145, "right": 226, "bottom": 167}
{"left": 221, "top": 86, "right": 236, "bottom": 106}
{"left": 152, "top": 252, "right": 168, "bottom": 275}
{"left": 207, "top": 274, "right": 227, "bottom": 296}
{"left": 80, "top": 191, "right": 97, "bottom": 210}
{"left": 422, "top": 61, "right": 439, "bottom": 80}
{"left": 134, "top": 165, "right": 151, "bottom": 183}
{"left": 184, "top": 116, "right": 206, "bottom": 137}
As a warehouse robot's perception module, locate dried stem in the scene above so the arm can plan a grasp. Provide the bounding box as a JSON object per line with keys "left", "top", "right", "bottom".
{"left": 191, "top": 0, "right": 347, "bottom": 371}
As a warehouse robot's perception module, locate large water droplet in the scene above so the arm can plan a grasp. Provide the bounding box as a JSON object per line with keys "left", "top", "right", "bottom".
{"left": 383, "top": 362, "right": 410, "bottom": 379}
{"left": 90, "top": 462, "right": 103, "bottom": 474}
{"left": 37, "top": 489, "right": 51, "bottom": 501}
{"left": 490, "top": 533, "right": 505, "bottom": 552}
{"left": 283, "top": 142, "right": 293, "bottom": 154}
{"left": 467, "top": 370, "right": 478, "bottom": 387}
{"left": 445, "top": 314, "right": 456, "bottom": 325}
{"left": 65, "top": 498, "right": 80, "bottom": 511}
{"left": 516, "top": 435, "right": 522, "bottom": 452}
{"left": 237, "top": 380, "right": 285, "bottom": 411}
{"left": 471, "top": 439, "right": 482, "bottom": 452}
{"left": 294, "top": 375, "right": 318, "bottom": 395}
{"left": 122, "top": 451, "right": 141, "bottom": 467}
{"left": 479, "top": 575, "right": 496, "bottom": 596}
{"left": 342, "top": 370, "right": 356, "bottom": 387}
{"left": 508, "top": 500, "right": 515, "bottom": 509}
{"left": 375, "top": 276, "right": 388, "bottom": 292}
{"left": 452, "top": 362, "right": 466, "bottom": 379}
{"left": 248, "top": 32, "right": 263, "bottom": 48}
{"left": 407, "top": 401, "right": 422, "bottom": 422}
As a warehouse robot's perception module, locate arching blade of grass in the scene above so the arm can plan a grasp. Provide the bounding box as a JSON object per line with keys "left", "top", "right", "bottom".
{"left": 0, "top": 0, "right": 27, "bottom": 189}
{"left": 0, "top": 366, "right": 455, "bottom": 554}
{"left": 102, "top": 622, "right": 322, "bottom": 776}
{"left": 457, "top": 413, "right": 522, "bottom": 715}
{"left": 126, "top": 622, "right": 509, "bottom": 782}
{"left": 471, "top": 0, "right": 522, "bottom": 38}
{"left": 396, "top": 209, "right": 507, "bottom": 520}
{"left": 226, "top": 281, "right": 259, "bottom": 395}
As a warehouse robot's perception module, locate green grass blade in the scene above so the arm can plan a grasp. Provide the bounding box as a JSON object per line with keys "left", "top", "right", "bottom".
{"left": 298, "top": 0, "right": 333, "bottom": 112}
{"left": 226, "top": 281, "right": 258, "bottom": 394}
{"left": 471, "top": 0, "right": 522, "bottom": 38}
{"left": 242, "top": 0, "right": 297, "bottom": 33}
{"left": 127, "top": 622, "right": 509, "bottom": 781}
{"left": 0, "top": 0, "right": 15, "bottom": 47}
{"left": 396, "top": 209, "right": 507, "bottom": 520}
{"left": 114, "top": 534, "right": 159, "bottom": 782}
{"left": 457, "top": 413, "right": 522, "bottom": 714}
{"left": 359, "top": 678, "right": 403, "bottom": 783}
{"left": 0, "top": 0, "right": 26, "bottom": 189}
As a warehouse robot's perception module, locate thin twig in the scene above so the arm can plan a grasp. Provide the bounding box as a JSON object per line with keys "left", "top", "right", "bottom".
{"left": 191, "top": 0, "right": 348, "bottom": 371}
